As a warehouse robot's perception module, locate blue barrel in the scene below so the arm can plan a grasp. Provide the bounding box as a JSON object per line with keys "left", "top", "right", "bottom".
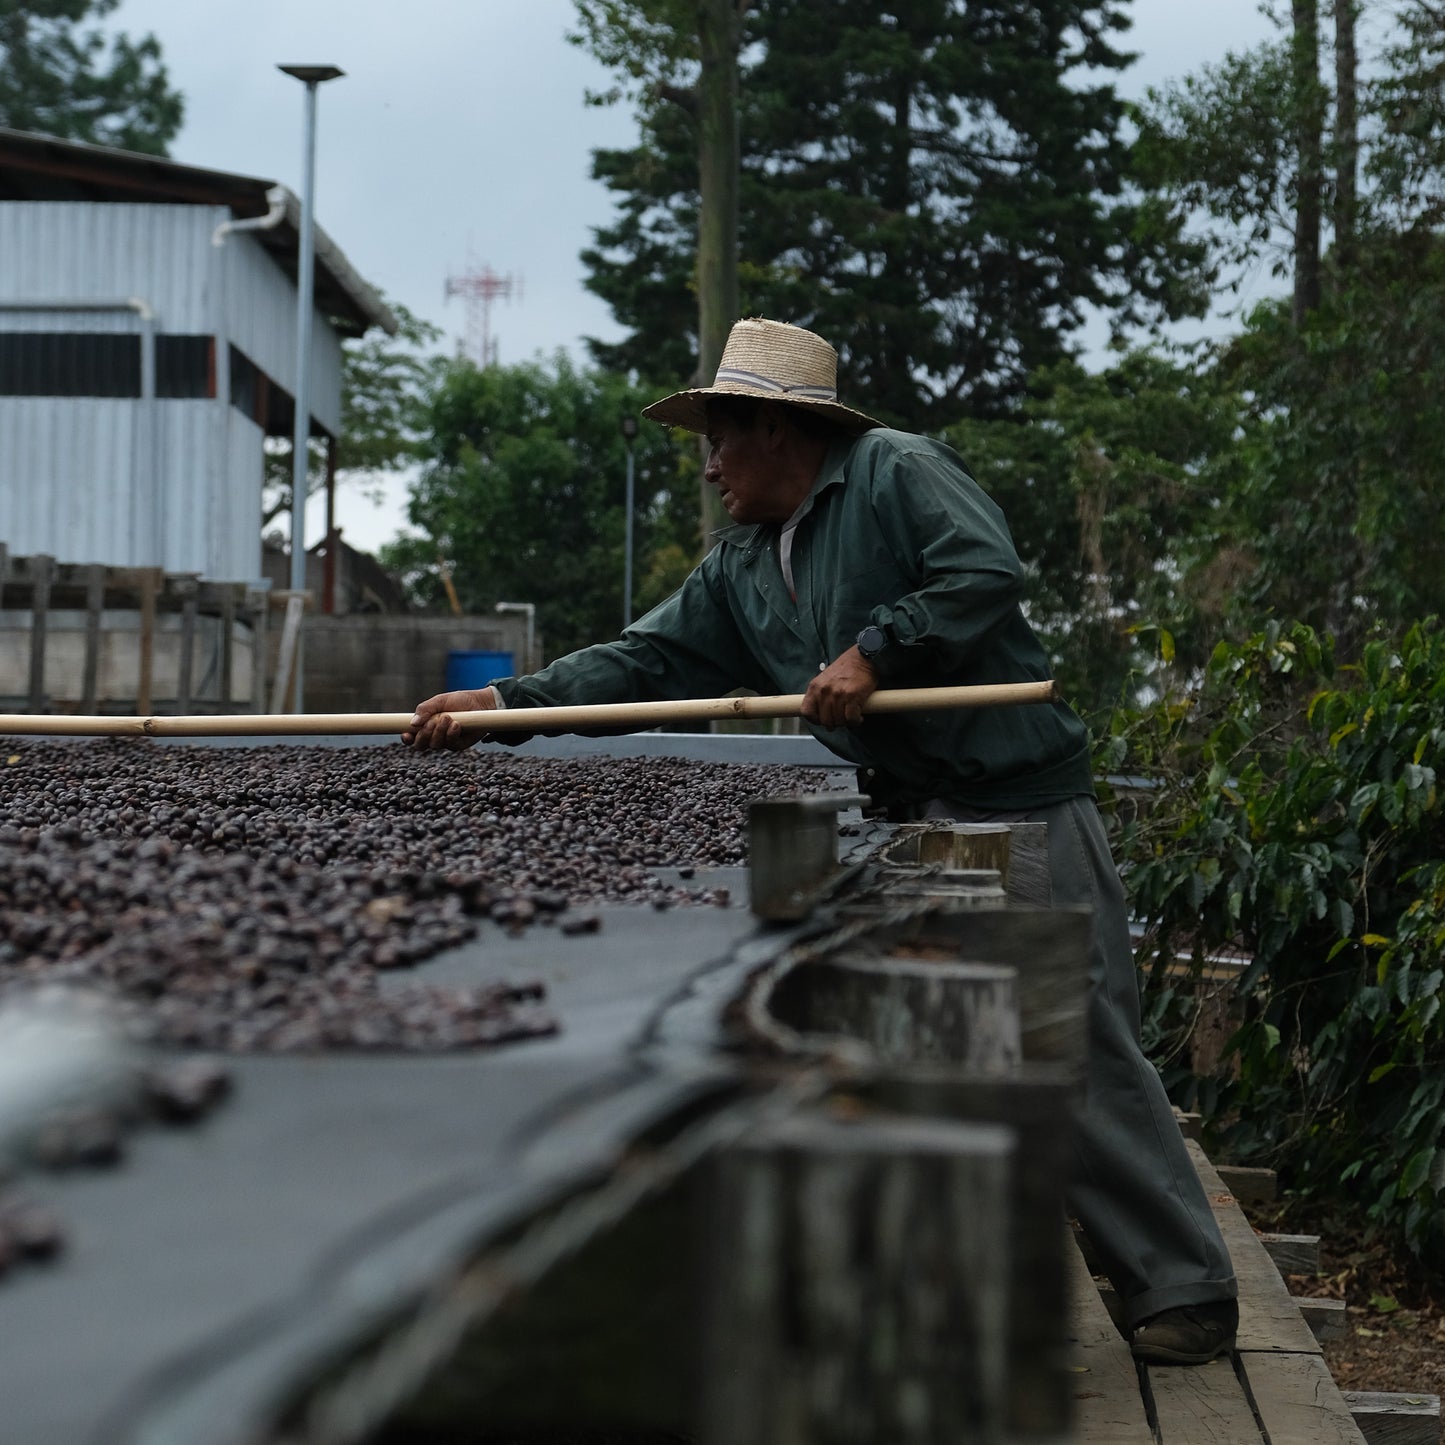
{"left": 445, "top": 649, "right": 515, "bottom": 692}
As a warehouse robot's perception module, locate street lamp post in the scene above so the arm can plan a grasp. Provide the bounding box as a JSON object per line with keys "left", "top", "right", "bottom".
{"left": 620, "top": 414, "right": 639, "bottom": 628}
{"left": 278, "top": 62, "right": 344, "bottom": 711}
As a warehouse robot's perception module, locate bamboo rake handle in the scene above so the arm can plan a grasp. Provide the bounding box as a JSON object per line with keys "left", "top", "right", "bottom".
{"left": 0, "top": 680, "right": 1058, "bottom": 740}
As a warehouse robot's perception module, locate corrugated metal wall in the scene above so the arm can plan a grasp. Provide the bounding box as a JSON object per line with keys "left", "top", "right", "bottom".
{"left": 0, "top": 202, "right": 347, "bottom": 582}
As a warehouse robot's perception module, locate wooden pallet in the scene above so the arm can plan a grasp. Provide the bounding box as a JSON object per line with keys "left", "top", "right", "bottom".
{"left": 1065, "top": 1139, "right": 1367, "bottom": 1444}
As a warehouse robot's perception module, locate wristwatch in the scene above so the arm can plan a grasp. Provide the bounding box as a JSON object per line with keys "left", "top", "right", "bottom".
{"left": 856, "top": 624, "right": 888, "bottom": 662}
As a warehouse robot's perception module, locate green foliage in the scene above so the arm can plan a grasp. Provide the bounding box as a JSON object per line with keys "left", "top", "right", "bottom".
{"left": 1215, "top": 233, "right": 1445, "bottom": 654}
{"left": 381, "top": 355, "right": 693, "bottom": 659}
{"left": 0, "top": 0, "right": 182, "bottom": 154}
{"left": 1104, "top": 620, "right": 1445, "bottom": 1267}
{"left": 337, "top": 302, "right": 446, "bottom": 489}
{"left": 1131, "top": 40, "right": 1299, "bottom": 282}
{"left": 577, "top": 0, "right": 1211, "bottom": 424}
{"left": 263, "top": 298, "right": 444, "bottom": 532}
{"left": 945, "top": 347, "right": 1246, "bottom": 714}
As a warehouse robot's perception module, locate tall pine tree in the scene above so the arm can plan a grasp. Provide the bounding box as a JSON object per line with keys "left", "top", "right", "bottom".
{"left": 580, "top": 0, "right": 1208, "bottom": 429}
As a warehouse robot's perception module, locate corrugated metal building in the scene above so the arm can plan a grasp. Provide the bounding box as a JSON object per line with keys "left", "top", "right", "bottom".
{"left": 0, "top": 129, "right": 397, "bottom": 584}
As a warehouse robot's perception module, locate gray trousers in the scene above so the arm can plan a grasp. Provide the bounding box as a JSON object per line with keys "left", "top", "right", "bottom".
{"left": 925, "top": 793, "right": 1237, "bottom": 1326}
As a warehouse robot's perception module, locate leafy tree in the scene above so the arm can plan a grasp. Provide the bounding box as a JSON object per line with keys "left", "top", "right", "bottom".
{"left": 381, "top": 355, "right": 693, "bottom": 658}
{"left": 263, "top": 300, "right": 444, "bottom": 535}
{"left": 1102, "top": 619, "right": 1445, "bottom": 1271}
{"left": 579, "top": 0, "right": 1211, "bottom": 430}
{"left": 572, "top": 0, "right": 751, "bottom": 539}
{"left": 1217, "top": 243, "right": 1445, "bottom": 653}
{"left": 946, "top": 346, "right": 1247, "bottom": 713}
{"left": 0, "top": 0, "right": 182, "bottom": 155}
{"left": 1129, "top": 3, "right": 1445, "bottom": 656}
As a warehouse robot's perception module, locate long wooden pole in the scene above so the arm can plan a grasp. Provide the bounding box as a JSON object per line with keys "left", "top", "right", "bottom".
{"left": 0, "top": 680, "right": 1057, "bottom": 740}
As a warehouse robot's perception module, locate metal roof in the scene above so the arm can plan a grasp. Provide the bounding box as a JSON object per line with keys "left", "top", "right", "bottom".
{"left": 0, "top": 127, "right": 398, "bottom": 339}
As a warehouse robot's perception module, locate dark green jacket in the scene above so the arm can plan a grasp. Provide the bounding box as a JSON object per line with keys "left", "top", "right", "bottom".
{"left": 496, "top": 427, "right": 1094, "bottom": 810}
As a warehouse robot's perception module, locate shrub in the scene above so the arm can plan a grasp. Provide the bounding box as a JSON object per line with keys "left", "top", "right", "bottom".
{"left": 1101, "top": 619, "right": 1445, "bottom": 1266}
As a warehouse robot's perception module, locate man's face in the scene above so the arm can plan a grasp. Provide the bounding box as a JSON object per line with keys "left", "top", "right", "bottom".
{"left": 703, "top": 405, "right": 791, "bottom": 525}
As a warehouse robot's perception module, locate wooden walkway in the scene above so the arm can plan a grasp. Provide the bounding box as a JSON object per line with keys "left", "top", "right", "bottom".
{"left": 1068, "top": 1140, "right": 1367, "bottom": 1445}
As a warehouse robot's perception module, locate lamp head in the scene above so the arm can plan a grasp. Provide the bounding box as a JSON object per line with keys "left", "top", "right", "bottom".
{"left": 279, "top": 64, "right": 345, "bottom": 85}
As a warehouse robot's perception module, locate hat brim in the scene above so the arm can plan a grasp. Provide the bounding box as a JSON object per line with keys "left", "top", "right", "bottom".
{"left": 641, "top": 383, "right": 880, "bottom": 436}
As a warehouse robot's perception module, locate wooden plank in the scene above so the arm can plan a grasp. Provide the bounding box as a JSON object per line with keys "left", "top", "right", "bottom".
{"left": 219, "top": 587, "right": 236, "bottom": 707}
{"left": 1296, "top": 1295, "right": 1348, "bottom": 1342}
{"left": 1344, "top": 1390, "right": 1441, "bottom": 1445}
{"left": 269, "top": 592, "right": 305, "bottom": 714}
{"left": 174, "top": 576, "right": 198, "bottom": 713}
{"left": 1145, "top": 1357, "right": 1263, "bottom": 1444}
{"left": 1188, "top": 1141, "right": 1322, "bottom": 1355}
{"left": 1217, "top": 1164, "right": 1277, "bottom": 1204}
{"left": 1064, "top": 1231, "right": 1155, "bottom": 1444}
{"left": 81, "top": 563, "right": 105, "bottom": 712}
{"left": 136, "top": 567, "right": 158, "bottom": 716}
{"left": 1261, "top": 1232, "right": 1321, "bottom": 1275}
{"left": 1242, "top": 1351, "right": 1368, "bottom": 1445}
{"left": 247, "top": 585, "right": 269, "bottom": 712}
{"left": 27, "top": 552, "right": 52, "bottom": 712}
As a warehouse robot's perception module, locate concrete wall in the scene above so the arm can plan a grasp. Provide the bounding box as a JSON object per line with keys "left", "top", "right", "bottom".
{"left": 287, "top": 614, "right": 535, "bottom": 715}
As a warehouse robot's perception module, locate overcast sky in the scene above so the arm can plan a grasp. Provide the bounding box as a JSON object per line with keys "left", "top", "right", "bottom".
{"left": 112, "top": 0, "right": 1283, "bottom": 551}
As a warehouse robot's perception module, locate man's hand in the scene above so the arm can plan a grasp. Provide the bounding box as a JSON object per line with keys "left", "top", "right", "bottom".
{"left": 802, "top": 646, "right": 878, "bottom": 729}
{"left": 402, "top": 688, "right": 498, "bottom": 751}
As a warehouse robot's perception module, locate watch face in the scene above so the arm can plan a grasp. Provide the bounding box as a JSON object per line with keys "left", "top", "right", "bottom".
{"left": 858, "top": 625, "right": 886, "bottom": 658}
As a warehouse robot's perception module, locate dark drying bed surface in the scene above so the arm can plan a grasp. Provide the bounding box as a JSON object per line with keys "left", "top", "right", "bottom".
{"left": 0, "top": 738, "right": 851, "bottom": 1445}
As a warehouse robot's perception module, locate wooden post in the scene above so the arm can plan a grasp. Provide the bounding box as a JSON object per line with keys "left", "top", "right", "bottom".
{"left": 269, "top": 591, "right": 306, "bottom": 714}
{"left": 323, "top": 435, "right": 338, "bottom": 615}
{"left": 246, "top": 585, "right": 270, "bottom": 714}
{"left": 27, "top": 553, "right": 52, "bottom": 713}
{"left": 772, "top": 958, "right": 1021, "bottom": 1072}
{"left": 699, "top": 1109, "right": 1015, "bottom": 1445}
{"left": 174, "top": 575, "right": 198, "bottom": 713}
{"left": 219, "top": 586, "right": 236, "bottom": 708}
{"left": 81, "top": 564, "right": 105, "bottom": 713}
{"left": 917, "top": 823, "right": 1013, "bottom": 885}
{"left": 136, "top": 567, "right": 158, "bottom": 717}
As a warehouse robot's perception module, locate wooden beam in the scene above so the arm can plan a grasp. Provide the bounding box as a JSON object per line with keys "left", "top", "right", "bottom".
{"left": 1188, "top": 1142, "right": 1321, "bottom": 1356}
{"left": 136, "top": 567, "right": 158, "bottom": 717}
{"left": 1344, "top": 1390, "right": 1441, "bottom": 1445}
{"left": 1295, "top": 1295, "right": 1348, "bottom": 1342}
{"left": 1217, "top": 1163, "right": 1278, "bottom": 1204}
{"left": 1064, "top": 1232, "right": 1154, "bottom": 1444}
{"left": 1145, "top": 1356, "right": 1264, "bottom": 1443}
{"left": 81, "top": 563, "right": 104, "bottom": 712}
{"left": 1242, "top": 1351, "right": 1369, "bottom": 1444}
{"left": 1262, "top": 1233, "right": 1322, "bottom": 1275}
{"left": 27, "top": 552, "right": 52, "bottom": 712}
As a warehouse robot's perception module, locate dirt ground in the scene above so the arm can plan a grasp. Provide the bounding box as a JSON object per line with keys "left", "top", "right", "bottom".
{"left": 1247, "top": 1199, "right": 1445, "bottom": 1399}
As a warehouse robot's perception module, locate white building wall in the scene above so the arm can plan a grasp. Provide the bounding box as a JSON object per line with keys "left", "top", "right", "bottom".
{"left": 224, "top": 229, "right": 343, "bottom": 436}
{"left": 0, "top": 201, "right": 347, "bottom": 581}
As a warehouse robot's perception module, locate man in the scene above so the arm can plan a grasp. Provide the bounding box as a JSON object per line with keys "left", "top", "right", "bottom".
{"left": 404, "top": 317, "right": 1238, "bottom": 1364}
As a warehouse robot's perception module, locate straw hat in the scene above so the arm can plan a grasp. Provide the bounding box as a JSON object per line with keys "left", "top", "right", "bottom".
{"left": 642, "top": 318, "right": 881, "bottom": 435}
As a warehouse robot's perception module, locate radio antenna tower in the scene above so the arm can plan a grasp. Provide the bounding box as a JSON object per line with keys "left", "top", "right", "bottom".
{"left": 444, "top": 260, "right": 522, "bottom": 367}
